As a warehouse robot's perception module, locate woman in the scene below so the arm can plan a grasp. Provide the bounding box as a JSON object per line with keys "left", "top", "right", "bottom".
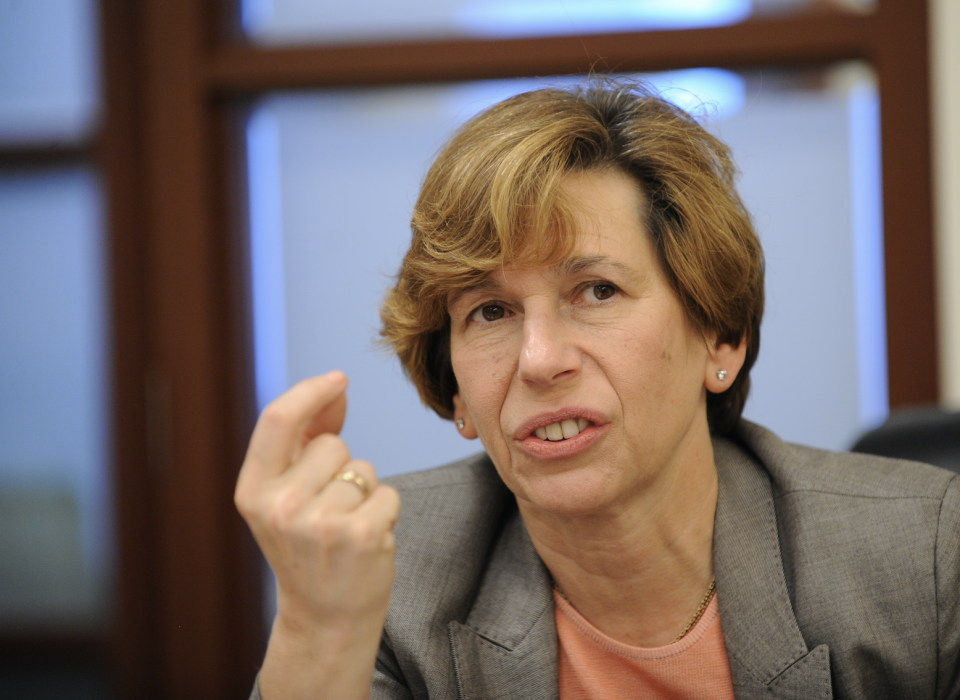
{"left": 235, "top": 81, "right": 960, "bottom": 699}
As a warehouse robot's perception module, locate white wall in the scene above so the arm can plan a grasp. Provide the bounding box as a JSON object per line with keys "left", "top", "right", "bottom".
{"left": 932, "top": 0, "right": 960, "bottom": 408}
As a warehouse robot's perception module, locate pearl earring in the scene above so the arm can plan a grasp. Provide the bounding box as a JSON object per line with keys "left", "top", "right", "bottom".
{"left": 456, "top": 418, "right": 466, "bottom": 430}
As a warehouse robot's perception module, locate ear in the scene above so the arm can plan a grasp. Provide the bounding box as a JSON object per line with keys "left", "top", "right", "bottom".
{"left": 704, "top": 334, "right": 748, "bottom": 394}
{"left": 452, "top": 393, "right": 479, "bottom": 440}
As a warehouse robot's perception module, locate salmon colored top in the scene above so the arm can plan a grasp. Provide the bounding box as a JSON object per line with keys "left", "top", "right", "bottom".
{"left": 555, "top": 590, "right": 736, "bottom": 700}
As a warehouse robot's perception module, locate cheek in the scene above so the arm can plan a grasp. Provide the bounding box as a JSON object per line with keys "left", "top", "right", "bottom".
{"left": 610, "top": 322, "right": 699, "bottom": 411}
{"left": 451, "top": 338, "right": 516, "bottom": 424}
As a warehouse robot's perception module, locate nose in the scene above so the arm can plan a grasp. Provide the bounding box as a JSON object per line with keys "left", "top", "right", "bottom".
{"left": 517, "top": 308, "right": 581, "bottom": 387}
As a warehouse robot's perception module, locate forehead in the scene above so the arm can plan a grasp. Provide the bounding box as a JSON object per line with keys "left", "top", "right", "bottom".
{"left": 514, "top": 169, "right": 650, "bottom": 265}
{"left": 446, "top": 169, "right": 656, "bottom": 307}
{"left": 561, "top": 168, "right": 647, "bottom": 222}
{"left": 451, "top": 199, "right": 654, "bottom": 308}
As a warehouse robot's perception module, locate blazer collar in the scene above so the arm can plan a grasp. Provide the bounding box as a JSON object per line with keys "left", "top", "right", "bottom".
{"left": 714, "top": 430, "right": 832, "bottom": 699}
{"left": 448, "top": 504, "right": 559, "bottom": 700}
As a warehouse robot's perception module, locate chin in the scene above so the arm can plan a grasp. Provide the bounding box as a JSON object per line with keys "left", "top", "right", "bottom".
{"left": 515, "top": 467, "right": 621, "bottom": 518}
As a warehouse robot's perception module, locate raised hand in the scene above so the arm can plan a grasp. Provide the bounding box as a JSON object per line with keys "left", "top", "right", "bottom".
{"left": 235, "top": 371, "right": 401, "bottom": 700}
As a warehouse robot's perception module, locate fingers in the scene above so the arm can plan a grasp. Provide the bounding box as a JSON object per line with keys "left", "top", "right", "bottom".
{"left": 318, "top": 459, "right": 379, "bottom": 511}
{"left": 235, "top": 371, "right": 400, "bottom": 679}
{"left": 277, "top": 432, "right": 378, "bottom": 510}
{"left": 355, "top": 484, "right": 401, "bottom": 535}
{"left": 246, "top": 372, "right": 349, "bottom": 480}
{"left": 300, "top": 485, "right": 401, "bottom": 563}
{"left": 279, "top": 433, "right": 354, "bottom": 499}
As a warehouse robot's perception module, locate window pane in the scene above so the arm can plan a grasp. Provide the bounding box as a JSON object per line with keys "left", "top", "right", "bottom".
{"left": 0, "top": 167, "right": 113, "bottom": 632}
{"left": 0, "top": 0, "right": 101, "bottom": 144}
{"left": 241, "top": 0, "right": 875, "bottom": 47}
{"left": 244, "top": 62, "right": 885, "bottom": 487}
{"left": 719, "top": 65, "right": 888, "bottom": 446}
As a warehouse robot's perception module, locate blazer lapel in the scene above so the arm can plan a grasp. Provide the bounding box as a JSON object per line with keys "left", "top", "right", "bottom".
{"left": 714, "top": 435, "right": 833, "bottom": 700}
{"left": 448, "top": 506, "right": 559, "bottom": 700}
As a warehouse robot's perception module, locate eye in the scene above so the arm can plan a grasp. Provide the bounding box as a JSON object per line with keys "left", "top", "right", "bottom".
{"left": 472, "top": 304, "right": 506, "bottom": 323}
{"left": 587, "top": 283, "right": 617, "bottom": 301}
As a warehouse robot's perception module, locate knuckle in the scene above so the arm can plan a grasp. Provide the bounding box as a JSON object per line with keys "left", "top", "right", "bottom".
{"left": 233, "top": 478, "right": 249, "bottom": 509}
{"left": 382, "top": 532, "right": 396, "bottom": 553}
{"left": 234, "top": 481, "right": 263, "bottom": 521}
{"left": 270, "top": 487, "right": 305, "bottom": 523}
{"left": 346, "top": 518, "right": 379, "bottom": 548}
{"left": 305, "top": 510, "right": 340, "bottom": 542}
{"left": 234, "top": 488, "right": 252, "bottom": 517}
{"left": 266, "top": 505, "right": 291, "bottom": 534}
{"left": 260, "top": 403, "right": 294, "bottom": 431}
{"left": 313, "top": 433, "right": 350, "bottom": 460}
{"left": 382, "top": 484, "right": 400, "bottom": 507}
{"left": 377, "top": 485, "right": 402, "bottom": 516}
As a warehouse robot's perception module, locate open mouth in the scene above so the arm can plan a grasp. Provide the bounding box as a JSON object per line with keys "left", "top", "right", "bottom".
{"left": 534, "top": 418, "right": 592, "bottom": 442}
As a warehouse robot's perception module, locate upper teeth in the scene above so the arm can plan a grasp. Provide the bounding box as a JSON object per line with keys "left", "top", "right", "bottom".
{"left": 535, "top": 418, "right": 589, "bottom": 441}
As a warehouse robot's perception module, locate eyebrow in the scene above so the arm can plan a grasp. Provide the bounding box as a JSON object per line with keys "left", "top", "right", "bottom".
{"left": 449, "top": 254, "right": 640, "bottom": 307}
{"left": 558, "top": 254, "right": 639, "bottom": 280}
{"left": 449, "top": 277, "right": 501, "bottom": 308}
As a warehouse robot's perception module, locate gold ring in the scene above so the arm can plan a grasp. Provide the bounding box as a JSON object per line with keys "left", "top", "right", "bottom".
{"left": 332, "top": 469, "right": 371, "bottom": 498}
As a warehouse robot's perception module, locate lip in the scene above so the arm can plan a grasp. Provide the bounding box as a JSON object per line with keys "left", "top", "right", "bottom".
{"left": 516, "top": 422, "right": 608, "bottom": 459}
{"left": 512, "top": 407, "right": 609, "bottom": 460}
{"left": 513, "top": 407, "right": 609, "bottom": 440}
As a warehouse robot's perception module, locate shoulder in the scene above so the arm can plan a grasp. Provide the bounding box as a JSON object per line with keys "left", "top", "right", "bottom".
{"left": 725, "top": 419, "right": 957, "bottom": 500}
{"left": 385, "top": 451, "right": 505, "bottom": 500}
{"left": 718, "top": 421, "right": 960, "bottom": 698}
{"left": 384, "top": 452, "right": 512, "bottom": 553}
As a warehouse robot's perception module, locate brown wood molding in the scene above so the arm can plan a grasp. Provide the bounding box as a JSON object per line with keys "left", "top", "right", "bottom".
{"left": 140, "top": 0, "right": 242, "bottom": 690}
{"left": 98, "top": 0, "right": 265, "bottom": 697}
{"left": 99, "top": 0, "right": 157, "bottom": 697}
{"left": 206, "top": 11, "right": 875, "bottom": 94}
{"left": 874, "top": 0, "right": 938, "bottom": 407}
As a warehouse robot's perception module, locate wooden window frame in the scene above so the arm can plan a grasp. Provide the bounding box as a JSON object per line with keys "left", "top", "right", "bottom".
{"left": 94, "top": 1, "right": 936, "bottom": 698}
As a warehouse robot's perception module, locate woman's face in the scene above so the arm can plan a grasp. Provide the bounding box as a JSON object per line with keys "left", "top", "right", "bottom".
{"left": 448, "top": 169, "right": 736, "bottom": 518}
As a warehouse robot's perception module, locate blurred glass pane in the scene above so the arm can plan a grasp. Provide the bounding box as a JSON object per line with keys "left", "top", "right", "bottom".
{"left": 0, "top": 167, "right": 113, "bottom": 631}
{"left": 717, "top": 63, "right": 888, "bottom": 444}
{"left": 0, "top": 0, "right": 101, "bottom": 145}
{"left": 244, "top": 62, "right": 885, "bottom": 491}
{"left": 242, "top": 0, "right": 875, "bottom": 46}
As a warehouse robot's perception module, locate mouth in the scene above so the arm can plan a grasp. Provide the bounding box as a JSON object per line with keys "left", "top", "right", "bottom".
{"left": 515, "top": 408, "right": 606, "bottom": 442}
{"left": 534, "top": 418, "right": 592, "bottom": 442}
{"left": 514, "top": 409, "right": 607, "bottom": 459}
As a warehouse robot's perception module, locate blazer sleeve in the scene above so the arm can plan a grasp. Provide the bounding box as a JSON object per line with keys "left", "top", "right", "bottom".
{"left": 936, "top": 472, "right": 960, "bottom": 699}
{"left": 371, "top": 636, "right": 414, "bottom": 700}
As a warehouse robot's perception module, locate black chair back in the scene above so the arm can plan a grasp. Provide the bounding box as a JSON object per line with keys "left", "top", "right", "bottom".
{"left": 851, "top": 407, "right": 960, "bottom": 474}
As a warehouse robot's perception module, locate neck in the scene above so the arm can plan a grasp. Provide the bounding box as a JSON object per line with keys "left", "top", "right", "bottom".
{"left": 518, "top": 434, "right": 719, "bottom": 648}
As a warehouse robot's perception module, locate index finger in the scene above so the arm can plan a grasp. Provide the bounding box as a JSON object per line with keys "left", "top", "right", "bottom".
{"left": 244, "top": 371, "right": 349, "bottom": 479}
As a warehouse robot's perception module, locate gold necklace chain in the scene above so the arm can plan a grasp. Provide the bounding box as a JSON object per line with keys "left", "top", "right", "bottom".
{"left": 552, "top": 576, "right": 718, "bottom": 645}
{"left": 670, "top": 577, "right": 716, "bottom": 644}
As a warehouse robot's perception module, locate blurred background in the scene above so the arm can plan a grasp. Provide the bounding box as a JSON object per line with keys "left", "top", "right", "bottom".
{"left": 0, "top": 0, "right": 957, "bottom": 698}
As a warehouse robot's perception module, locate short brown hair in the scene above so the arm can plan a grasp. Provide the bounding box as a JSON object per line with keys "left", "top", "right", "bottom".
{"left": 380, "top": 78, "right": 764, "bottom": 435}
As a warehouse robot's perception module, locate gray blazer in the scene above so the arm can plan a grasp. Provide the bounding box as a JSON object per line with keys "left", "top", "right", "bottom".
{"left": 371, "top": 421, "right": 960, "bottom": 700}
